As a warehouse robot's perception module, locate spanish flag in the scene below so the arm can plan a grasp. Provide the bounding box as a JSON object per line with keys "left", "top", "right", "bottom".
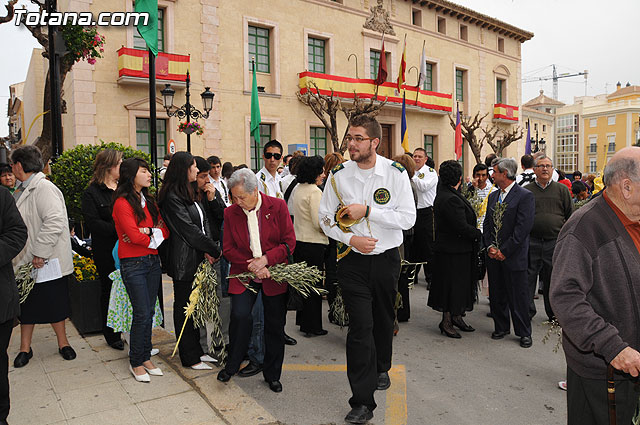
{"left": 397, "top": 36, "right": 406, "bottom": 92}
{"left": 401, "top": 92, "right": 409, "bottom": 153}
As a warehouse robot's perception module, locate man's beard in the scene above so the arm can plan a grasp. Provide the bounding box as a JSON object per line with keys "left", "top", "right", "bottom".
{"left": 353, "top": 144, "right": 374, "bottom": 163}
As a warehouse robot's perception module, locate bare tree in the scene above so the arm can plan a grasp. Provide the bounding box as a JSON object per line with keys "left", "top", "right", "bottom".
{"left": 448, "top": 111, "right": 489, "bottom": 165}
{"left": 484, "top": 125, "right": 524, "bottom": 157}
{"left": 1, "top": 1, "right": 87, "bottom": 163}
{"left": 297, "top": 81, "right": 386, "bottom": 154}
{"left": 296, "top": 81, "right": 342, "bottom": 153}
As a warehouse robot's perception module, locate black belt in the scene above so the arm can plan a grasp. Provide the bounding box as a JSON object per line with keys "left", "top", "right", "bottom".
{"left": 417, "top": 206, "right": 433, "bottom": 211}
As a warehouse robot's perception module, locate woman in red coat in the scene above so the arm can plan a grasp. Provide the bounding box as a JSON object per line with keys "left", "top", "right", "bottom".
{"left": 113, "top": 158, "right": 169, "bottom": 383}
{"left": 216, "top": 168, "right": 295, "bottom": 393}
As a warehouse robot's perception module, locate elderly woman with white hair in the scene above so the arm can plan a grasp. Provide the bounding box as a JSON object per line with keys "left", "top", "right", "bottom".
{"left": 216, "top": 168, "right": 295, "bottom": 393}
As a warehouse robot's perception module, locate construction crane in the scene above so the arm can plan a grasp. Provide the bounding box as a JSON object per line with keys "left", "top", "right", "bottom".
{"left": 522, "top": 64, "right": 588, "bottom": 100}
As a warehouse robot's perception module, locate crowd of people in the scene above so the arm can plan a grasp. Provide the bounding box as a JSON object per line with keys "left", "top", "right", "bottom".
{"left": 0, "top": 116, "right": 639, "bottom": 424}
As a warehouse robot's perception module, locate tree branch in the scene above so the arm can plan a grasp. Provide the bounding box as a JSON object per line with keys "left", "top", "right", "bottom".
{"left": 0, "top": 0, "right": 18, "bottom": 24}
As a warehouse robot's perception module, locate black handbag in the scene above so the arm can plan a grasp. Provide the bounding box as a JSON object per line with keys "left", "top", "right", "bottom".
{"left": 284, "top": 242, "right": 304, "bottom": 311}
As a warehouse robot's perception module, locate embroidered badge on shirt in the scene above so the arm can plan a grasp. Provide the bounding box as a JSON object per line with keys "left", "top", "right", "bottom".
{"left": 373, "top": 188, "right": 391, "bottom": 205}
{"left": 418, "top": 172, "right": 425, "bottom": 179}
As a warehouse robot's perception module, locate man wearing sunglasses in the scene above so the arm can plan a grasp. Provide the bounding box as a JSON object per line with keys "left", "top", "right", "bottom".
{"left": 256, "top": 140, "right": 285, "bottom": 199}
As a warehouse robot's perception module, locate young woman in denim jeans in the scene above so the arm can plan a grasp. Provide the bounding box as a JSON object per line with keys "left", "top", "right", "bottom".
{"left": 113, "top": 158, "right": 169, "bottom": 383}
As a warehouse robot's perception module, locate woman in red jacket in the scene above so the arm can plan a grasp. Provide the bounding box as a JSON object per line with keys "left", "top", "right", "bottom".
{"left": 113, "top": 158, "right": 169, "bottom": 383}
{"left": 216, "top": 168, "right": 295, "bottom": 393}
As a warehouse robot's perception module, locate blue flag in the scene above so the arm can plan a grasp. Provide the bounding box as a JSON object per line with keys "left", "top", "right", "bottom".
{"left": 525, "top": 120, "right": 532, "bottom": 154}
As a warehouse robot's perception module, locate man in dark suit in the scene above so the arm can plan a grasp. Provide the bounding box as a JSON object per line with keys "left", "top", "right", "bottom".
{"left": 0, "top": 186, "right": 28, "bottom": 425}
{"left": 483, "top": 158, "right": 535, "bottom": 348}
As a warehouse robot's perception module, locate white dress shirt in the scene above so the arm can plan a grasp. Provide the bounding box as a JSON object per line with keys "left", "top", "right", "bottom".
{"left": 209, "top": 175, "right": 231, "bottom": 206}
{"left": 412, "top": 164, "right": 438, "bottom": 209}
{"left": 256, "top": 167, "right": 283, "bottom": 198}
{"left": 318, "top": 155, "right": 417, "bottom": 255}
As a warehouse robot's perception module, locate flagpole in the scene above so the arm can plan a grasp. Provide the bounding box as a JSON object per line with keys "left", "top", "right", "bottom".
{"left": 252, "top": 58, "right": 259, "bottom": 170}
{"left": 415, "top": 39, "right": 425, "bottom": 104}
{"left": 149, "top": 48, "right": 158, "bottom": 188}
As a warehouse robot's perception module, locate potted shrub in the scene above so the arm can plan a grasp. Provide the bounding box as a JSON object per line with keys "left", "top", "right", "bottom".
{"left": 68, "top": 254, "right": 102, "bottom": 334}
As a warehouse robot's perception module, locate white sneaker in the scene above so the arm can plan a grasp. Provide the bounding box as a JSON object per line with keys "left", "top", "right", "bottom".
{"left": 191, "top": 362, "right": 213, "bottom": 370}
{"left": 150, "top": 348, "right": 159, "bottom": 356}
{"left": 200, "top": 354, "right": 218, "bottom": 363}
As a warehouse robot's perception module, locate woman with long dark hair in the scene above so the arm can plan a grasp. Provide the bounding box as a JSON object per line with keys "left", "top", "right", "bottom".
{"left": 427, "top": 160, "right": 481, "bottom": 338}
{"left": 82, "top": 149, "right": 124, "bottom": 350}
{"left": 292, "top": 155, "right": 328, "bottom": 337}
{"left": 158, "top": 152, "right": 221, "bottom": 370}
{"left": 113, "top": 158, "right": 169, "bottom": 382}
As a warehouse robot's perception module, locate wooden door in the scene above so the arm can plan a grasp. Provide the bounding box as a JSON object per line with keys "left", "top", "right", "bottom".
{"left": 379, "top": 124, "right": 392, "bottom": 159}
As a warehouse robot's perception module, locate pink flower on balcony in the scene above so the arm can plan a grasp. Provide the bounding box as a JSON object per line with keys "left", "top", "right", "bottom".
{"left": 87, "top": 58, "right": 97, "bottom": 65}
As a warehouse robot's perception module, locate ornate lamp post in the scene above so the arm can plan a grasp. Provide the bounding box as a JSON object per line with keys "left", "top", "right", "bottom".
{"left": 161, "top": 71, "right": 214, "bottom": 152}
{"left": 531, "top": 129, "right": 546, "bottom": 153}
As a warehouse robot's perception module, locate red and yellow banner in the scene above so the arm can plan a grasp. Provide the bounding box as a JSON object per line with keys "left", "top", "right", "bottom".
{"left": 493, "top": 103, "right": 519, "bottom": 121}
{"left": 117, "top": 47, "right": 190, "bottom": 82}
{"left": 299, "top": 72, "right": 452, "bottom": 113}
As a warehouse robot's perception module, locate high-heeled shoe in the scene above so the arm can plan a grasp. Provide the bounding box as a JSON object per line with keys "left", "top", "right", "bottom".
{"left": 438, "top": 322, "right": 461, "bottom": 339}
{"left": 129, "top": 365, "right": 151, "bottom": 383}
{"left": 191, "top": 362, "right": 213, "bottom": 370}
{"left": 452, "top": 316, "right": 475, "bottom": 332}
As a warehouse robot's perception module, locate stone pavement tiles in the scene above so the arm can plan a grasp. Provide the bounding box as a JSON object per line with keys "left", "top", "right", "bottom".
{"left": 6, "top": 321, "right": 277, "bottom": 425}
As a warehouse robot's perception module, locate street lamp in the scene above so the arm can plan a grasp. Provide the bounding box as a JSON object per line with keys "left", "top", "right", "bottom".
{"left": 161, "top": 70, "right": 214, "bottom": 152}
{"left": 531, "top": 129, "right": 546, "bottom": 153}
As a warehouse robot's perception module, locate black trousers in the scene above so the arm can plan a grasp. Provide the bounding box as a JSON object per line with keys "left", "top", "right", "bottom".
{"left": 527, "top": 237, "right": 555, "bottom": 320}
{"left": 567, "top": 366, "right": 639, "bottom": 425}
{"left": 338, "top": 248, "right": 400, "bottom": 411}
{"left": 411, "top": 207, "right": 434, "bottom": 283}
{"left": 99, "top": 273, "right": 121, "bottom": 345}
{"left": 225, "top": 288, "right": 287, "bottom": 382}
{"left": 487, "top": 259, "right": 531, "bottom": 337}
{"left": 295, "top": 241, "right": 327, "bottom": 333}
{"left": 173, "top": 280, "right": 205, "bottom": 367}
{"left": 0, "top": 319, "right": 13, "bottom": 423}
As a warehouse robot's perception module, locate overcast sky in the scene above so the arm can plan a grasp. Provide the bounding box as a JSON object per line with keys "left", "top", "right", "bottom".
{"left": 1, "top": 0, "right": 638, "bottom": 137}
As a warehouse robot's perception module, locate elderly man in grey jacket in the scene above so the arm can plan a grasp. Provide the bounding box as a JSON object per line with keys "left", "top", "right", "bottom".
{"left": 0, "top": 186, "right": 27, "bottom": 425}
{"left": 550, "top": 146, "right": 640, "bottom": 425}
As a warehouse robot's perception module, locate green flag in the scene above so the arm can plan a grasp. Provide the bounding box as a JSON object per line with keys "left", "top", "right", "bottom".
{"left": 135, "top": 0, "right": 158, "bottom": 56}
{"left": 250, "top": 61, "right": 262, "bottom": 144}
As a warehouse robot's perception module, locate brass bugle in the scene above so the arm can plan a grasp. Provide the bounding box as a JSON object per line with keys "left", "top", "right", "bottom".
{"left": 336, "top": 205, "right": 361, "bottom": 230}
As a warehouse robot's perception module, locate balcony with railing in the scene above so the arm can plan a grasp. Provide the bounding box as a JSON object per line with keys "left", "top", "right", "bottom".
{"left": 117, "top": 47, "right": 190, "bottom": 87}
{"left": 298, "top": 71, "right": 452, "bottom": 114}
{"left": 492, "top": 103, "right": 519, "bottom": 123}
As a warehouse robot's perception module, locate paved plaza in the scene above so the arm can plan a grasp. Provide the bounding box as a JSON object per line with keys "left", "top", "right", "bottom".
{"left": 7, "top": 276, "right": 566, "bottom": 425}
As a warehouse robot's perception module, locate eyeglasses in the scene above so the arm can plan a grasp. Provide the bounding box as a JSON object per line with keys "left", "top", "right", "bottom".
{"left": 536, "top": 164, "right": 553, "bottom": 169}
{"left": 264, "top": 152, "right": 282, "bottom": 160}
{"left": 344, "top": 136, "right": 375, "bottom": 143}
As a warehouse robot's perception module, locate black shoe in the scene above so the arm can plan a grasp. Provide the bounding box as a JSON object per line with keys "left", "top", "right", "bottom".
{"left": 439, "top": 323, "right": 461, "bottom": 339}
{"left": 238, "top": 361, "right": 263, "bottom": 377}
{"left": 284, "top": 333, "right": 297, "bottom": 346}
{"left": 491, "top": 331, "right": 510, "bottom": 340}
{"left": 486, "top": 312, "right": 493, "bottom": 318}
{"left": 345, "top": 405, "right": 373, "bottom": 424}
{"left": 520, "top": 336, "right": 533, "bottom": 348}
{"left": 538, "top": 288, "right": 544, "bottom": 295}
{"left": 13, "top": 348, "right": 33, "bottom": 368}
{"left": 217, "top": 369, "right": 232, "bottom": 382}
{"left": 109, "top": 340, "right": 125, "bottom": 351}
{"left": 451, "top": 317, "right": 475, "bottom": 332}
{"left": 58, "top": 346, "right": 76, "bottom": 360}
{"left": 376, "top": 372, "right": 391, "bottom": 390}
{"left": 266, "top": 379, "right": 282, "bottom": 392}
{"left": 304, "top": 329, "right": 328, "bottom": 337}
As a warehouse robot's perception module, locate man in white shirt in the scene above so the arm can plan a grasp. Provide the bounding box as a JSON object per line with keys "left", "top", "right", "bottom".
{"left": 207, "top": 156, "right": 231, "bottom": 207}
{"left": 516, "top": 154, "right": 535, "bottom": 186}
{"left": 319, "top": 115, "right": 416, "bottom": 425}
{"left": 255, "top": 140, "right": 284, "bottom": 199}
{"left": 411, "top": 148, "right": 438, "bottom": 286}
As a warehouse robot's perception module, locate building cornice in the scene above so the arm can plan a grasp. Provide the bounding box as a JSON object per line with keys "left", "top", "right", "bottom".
{"left": 405, "top": 0, "right": 534, "bottom": 42}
